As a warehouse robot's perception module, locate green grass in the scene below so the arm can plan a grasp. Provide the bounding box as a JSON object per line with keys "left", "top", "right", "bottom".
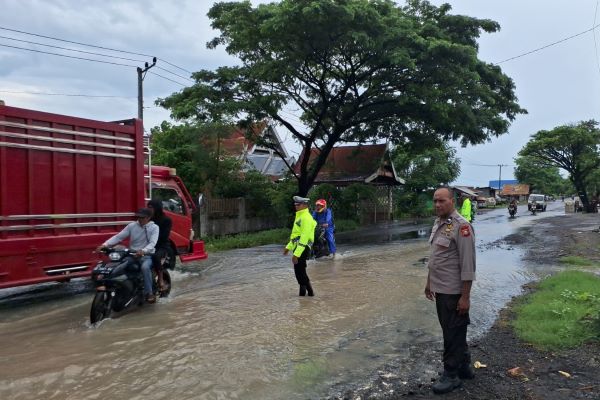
{"left": 204, "top": 228, "right": 289, "bottom": 252}
{"left": 559, "top": 256, "right": 594, "bottom": 266}
{"left": 203, "top": 218, "right": 359, "bottom": 253}
{"left": 513, "top": 270, "right": 600, "bottom": 350}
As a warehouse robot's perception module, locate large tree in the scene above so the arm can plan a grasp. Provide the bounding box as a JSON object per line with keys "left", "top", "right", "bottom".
{"left": 159, "top": 0, "right": 525, "bottom": 195}
{"left": 514, "top": 155, "right": 572, "bottom": 196}
{"left": 393, "top": 142, "right": 460, "bottom": 193}
{"left": 518, "top": 121, "right": 600, "bottom": 210}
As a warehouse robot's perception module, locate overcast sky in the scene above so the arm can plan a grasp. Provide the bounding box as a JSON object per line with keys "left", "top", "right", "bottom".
{"left": 1, "top": 0, "right": 599, "bottom": 187}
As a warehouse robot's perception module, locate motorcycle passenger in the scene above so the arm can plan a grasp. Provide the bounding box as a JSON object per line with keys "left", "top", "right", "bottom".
{"left": 97, "top": 208, "right": 159, "bottom": 303}
{"left": 147, "top": 199, "right": 172, "bottom": 293}
{"left": 312, "top": 199, "right": 336, "bottom": 258}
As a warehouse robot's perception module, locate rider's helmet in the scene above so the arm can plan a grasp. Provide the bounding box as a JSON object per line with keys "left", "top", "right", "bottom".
{"left": 315, "top": 199, "right": 327, "bottom": 211}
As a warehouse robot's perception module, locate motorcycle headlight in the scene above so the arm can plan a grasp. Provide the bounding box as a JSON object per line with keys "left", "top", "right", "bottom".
{"left": 109, "top": 252, "right": 122, "bottom": 261}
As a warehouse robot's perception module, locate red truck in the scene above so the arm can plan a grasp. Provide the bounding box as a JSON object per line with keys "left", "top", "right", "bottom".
{"left": 0, "top": 105, "right": 207, "bottom": 290}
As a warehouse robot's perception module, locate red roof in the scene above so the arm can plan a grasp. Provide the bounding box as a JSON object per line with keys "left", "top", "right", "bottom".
{"left": 208, "top": 122, "right": 267, "bottom": 156}
{"left": 295, "top": 144, "right": 402, "bottom": 185}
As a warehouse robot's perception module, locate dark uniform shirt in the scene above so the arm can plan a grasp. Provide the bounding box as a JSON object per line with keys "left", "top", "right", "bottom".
{"left": 428, "top": 210, "right": 476, "bottom": 294}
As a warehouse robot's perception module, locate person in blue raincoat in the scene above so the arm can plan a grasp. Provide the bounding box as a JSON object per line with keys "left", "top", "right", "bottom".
{"left": 312, "top": 199, "right": 336, "bottom": 258}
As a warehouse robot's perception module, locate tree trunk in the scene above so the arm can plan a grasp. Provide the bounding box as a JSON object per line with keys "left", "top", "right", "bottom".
{"left": 571, "top": 176, "right": 590, "bottom": 211}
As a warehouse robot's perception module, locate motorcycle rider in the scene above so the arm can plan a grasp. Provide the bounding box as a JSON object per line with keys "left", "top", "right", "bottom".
{"left": 97, "top": 208, "right": 159, "bottom": 303}
{"left": 147, "top": 199, "right": 172, "bottom": 293}
{"left": 508, "top": 198, "right": 518, "bottom": 216}
{"left": 312, "top": 199, "right": 336, "bottom": 258}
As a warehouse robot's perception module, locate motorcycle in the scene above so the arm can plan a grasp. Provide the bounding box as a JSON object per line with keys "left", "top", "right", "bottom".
{"left": 530, "top": 201, "right": 537, "bottom": 215}
{"left": 311, "top": 226, "right": 330, "bottom": 259}
{"left": 508, "top": 203, "right": 517, "bottom": 218}
{"left": 89, "top": 246, "right": 172, "bottom": 324}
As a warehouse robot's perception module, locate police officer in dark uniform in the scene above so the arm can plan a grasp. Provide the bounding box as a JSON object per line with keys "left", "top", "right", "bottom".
{"left": 425, "top": 187, "right": 476, "bottom": 394}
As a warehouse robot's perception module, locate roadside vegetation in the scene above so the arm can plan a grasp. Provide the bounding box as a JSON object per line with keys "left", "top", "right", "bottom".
{"left": 513, "top": 270, "right": 600, "bottom": 349}
{"left": 204, "top": 218, "right": 359, "bottom": 252}
{"left": 559, "top": 255, "right": 597, "bottom": 267}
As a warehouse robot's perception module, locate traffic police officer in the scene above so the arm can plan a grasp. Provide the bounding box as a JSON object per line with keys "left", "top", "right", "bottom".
{"left": 459, "top": 193, "right": 472, "bottom": 222}
{"left": 283, "top": 196, "right": 317, "bottom": 296}
{"left": 425, "top": 187, "right": 476, "bottom": 394}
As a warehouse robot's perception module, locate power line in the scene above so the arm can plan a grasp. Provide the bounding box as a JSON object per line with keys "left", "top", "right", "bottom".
{"left": 155, "top": 66, "right": 193, "bottom": 83}
{"left": 0, "top": 25, "right": 193, "bottom": 74}
{"left": 593, "top": 0, "right": 600, "bottom": 78}
{"left": 0, "top": 34, "right": 146, "bottom": 63}
{"left": 0, "top": 42, "right": 137, "bottom": 68}
{"left": 148, "top": 71, "right": 187, "bottom": 87}
{"left": 0, "top": 89, "right": 135, "bottom": 98}
{"left": 0, "top": 34, "right": 193, "bottom": 82}
{"left": 496, "top": 23, "right": 600, "bottom": 64}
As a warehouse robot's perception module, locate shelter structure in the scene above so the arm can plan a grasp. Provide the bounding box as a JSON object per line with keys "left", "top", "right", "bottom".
{"left": 294, "top": 144, "right": 404, "bottom": 223}
{"left": 500, "top": 184, "right": 530, "bottom": 202}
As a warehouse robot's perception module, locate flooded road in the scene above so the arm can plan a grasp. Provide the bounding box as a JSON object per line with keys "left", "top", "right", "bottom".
{"left": 0, "top": 202, "right": 564, "bottom": 400}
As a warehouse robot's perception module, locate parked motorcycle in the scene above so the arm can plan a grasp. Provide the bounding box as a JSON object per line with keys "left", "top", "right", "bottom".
{"left": 89, "top": 246, "right": 172, "bottom": 324}
{"left": 508, "top": 204, "right": 517, "bottom": 218}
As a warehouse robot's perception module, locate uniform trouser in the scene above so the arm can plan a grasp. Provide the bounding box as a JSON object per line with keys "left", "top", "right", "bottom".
{"left": 435, "top": 293, "right": 470, "bottom": 376}
{"left": 324, "top": 229, "right": 336, "bottom": 254}
{"left": 293, "top": 248, "right": 313, "bottom": 296}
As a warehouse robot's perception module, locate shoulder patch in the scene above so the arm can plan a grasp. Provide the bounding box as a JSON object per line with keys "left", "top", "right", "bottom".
{"left": 460, "top": 224, "right": 471, "bottom": 237}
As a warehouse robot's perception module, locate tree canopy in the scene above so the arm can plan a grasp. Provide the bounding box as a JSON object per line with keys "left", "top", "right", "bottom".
{"left": 517, "top": 120, "right": 600, "bottom": 209}
{"left": 159, "top": 0, "right": 525, "bottom": 195}
{"left": 392, "top": 142, "right": 460, "bottom": 193}
{"left": 514, "top": 155, "right": 572, "bottom": 196}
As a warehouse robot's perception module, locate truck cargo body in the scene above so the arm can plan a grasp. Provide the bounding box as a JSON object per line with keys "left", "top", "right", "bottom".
{"left": 0, "top": 105, "right": 206, "bottom": 289}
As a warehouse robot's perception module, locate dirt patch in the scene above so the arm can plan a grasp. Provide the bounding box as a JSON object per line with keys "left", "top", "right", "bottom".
{"left": 331, "top": 212, "right": 600, "bottom": 400}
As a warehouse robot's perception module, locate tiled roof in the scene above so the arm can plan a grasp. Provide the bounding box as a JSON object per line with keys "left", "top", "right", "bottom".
{"left": 295, "top": 144, "right": 403, "bottom": 185}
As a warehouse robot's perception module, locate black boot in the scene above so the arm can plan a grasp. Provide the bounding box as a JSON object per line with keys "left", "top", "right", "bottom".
{"left": 299, "top": 286, "right": 306, "bottom": 296}
{"left": 306, "top": 283, "right": 314, "bottom": 297}
{"left": 458, "top": 352, "right": 474, "bottom": 379}
{"left": 432, "top": 373, "right": 462, "bottom": 394}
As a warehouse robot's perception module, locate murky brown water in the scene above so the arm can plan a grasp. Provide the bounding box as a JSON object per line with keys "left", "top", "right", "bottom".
{"left": 0, "top": 203, "right": 564, "bottom": 400}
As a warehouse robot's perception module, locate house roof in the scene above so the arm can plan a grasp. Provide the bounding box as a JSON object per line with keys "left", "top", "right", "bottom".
{"left": 294, "top": 144, "right": 404, "bottom": 186}
{"left": 501, "top": 184, "right": 530, "bottom": 196}
{"left": 454, "top": 186, "right": 478, "bottom": 197}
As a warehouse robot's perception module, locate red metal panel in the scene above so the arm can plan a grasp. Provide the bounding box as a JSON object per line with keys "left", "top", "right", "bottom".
{"left": 0, "top": 105, "right": 142, "bottom": 288}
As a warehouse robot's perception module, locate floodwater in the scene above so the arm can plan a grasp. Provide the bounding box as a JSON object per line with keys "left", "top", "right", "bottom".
{"left": 0, "top": 202, "right": 565, "bottom": 400}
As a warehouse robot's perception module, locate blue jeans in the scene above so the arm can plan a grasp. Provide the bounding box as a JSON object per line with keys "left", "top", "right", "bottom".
{"left": 140, "top": 255, "right": 154, "bottom": 295}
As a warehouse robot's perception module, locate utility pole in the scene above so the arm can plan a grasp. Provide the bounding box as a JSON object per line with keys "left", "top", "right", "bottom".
{"left": 137, "top": 57, "right": 157, "bottom": 121}
{"left": 497, "top": 164, "right": 509, "bottom": 192}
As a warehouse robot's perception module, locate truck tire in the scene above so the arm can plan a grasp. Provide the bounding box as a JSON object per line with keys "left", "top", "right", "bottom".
{"left": 90, "top": 291, "right": 112, "bottom": 324}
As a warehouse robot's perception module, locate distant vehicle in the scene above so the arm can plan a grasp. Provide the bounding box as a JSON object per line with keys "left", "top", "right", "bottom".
{"left": 485, "top": 197, "right": 496, "bottom": 207}
{"left": 528, "top": 194, "right": 547, "bottom": 211}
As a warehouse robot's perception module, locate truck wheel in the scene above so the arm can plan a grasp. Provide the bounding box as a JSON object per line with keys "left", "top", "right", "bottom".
{"left": 90, "top": 291, "right": 112, "bottom": 324}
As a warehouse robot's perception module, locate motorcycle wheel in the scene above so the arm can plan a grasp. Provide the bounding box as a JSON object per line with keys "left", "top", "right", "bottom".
{"left": 90, "top": 291, "right": 112, "bottom": 324}
{"left": 158, "top": 270, "right": 172, "bottom": 298}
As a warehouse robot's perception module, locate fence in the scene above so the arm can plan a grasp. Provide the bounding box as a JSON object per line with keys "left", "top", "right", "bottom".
{"left": 358, "top": 186, "right": 394, "bottom": 224}
{"left": 198, "top": 197, "right": 282, "bottom": 237}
